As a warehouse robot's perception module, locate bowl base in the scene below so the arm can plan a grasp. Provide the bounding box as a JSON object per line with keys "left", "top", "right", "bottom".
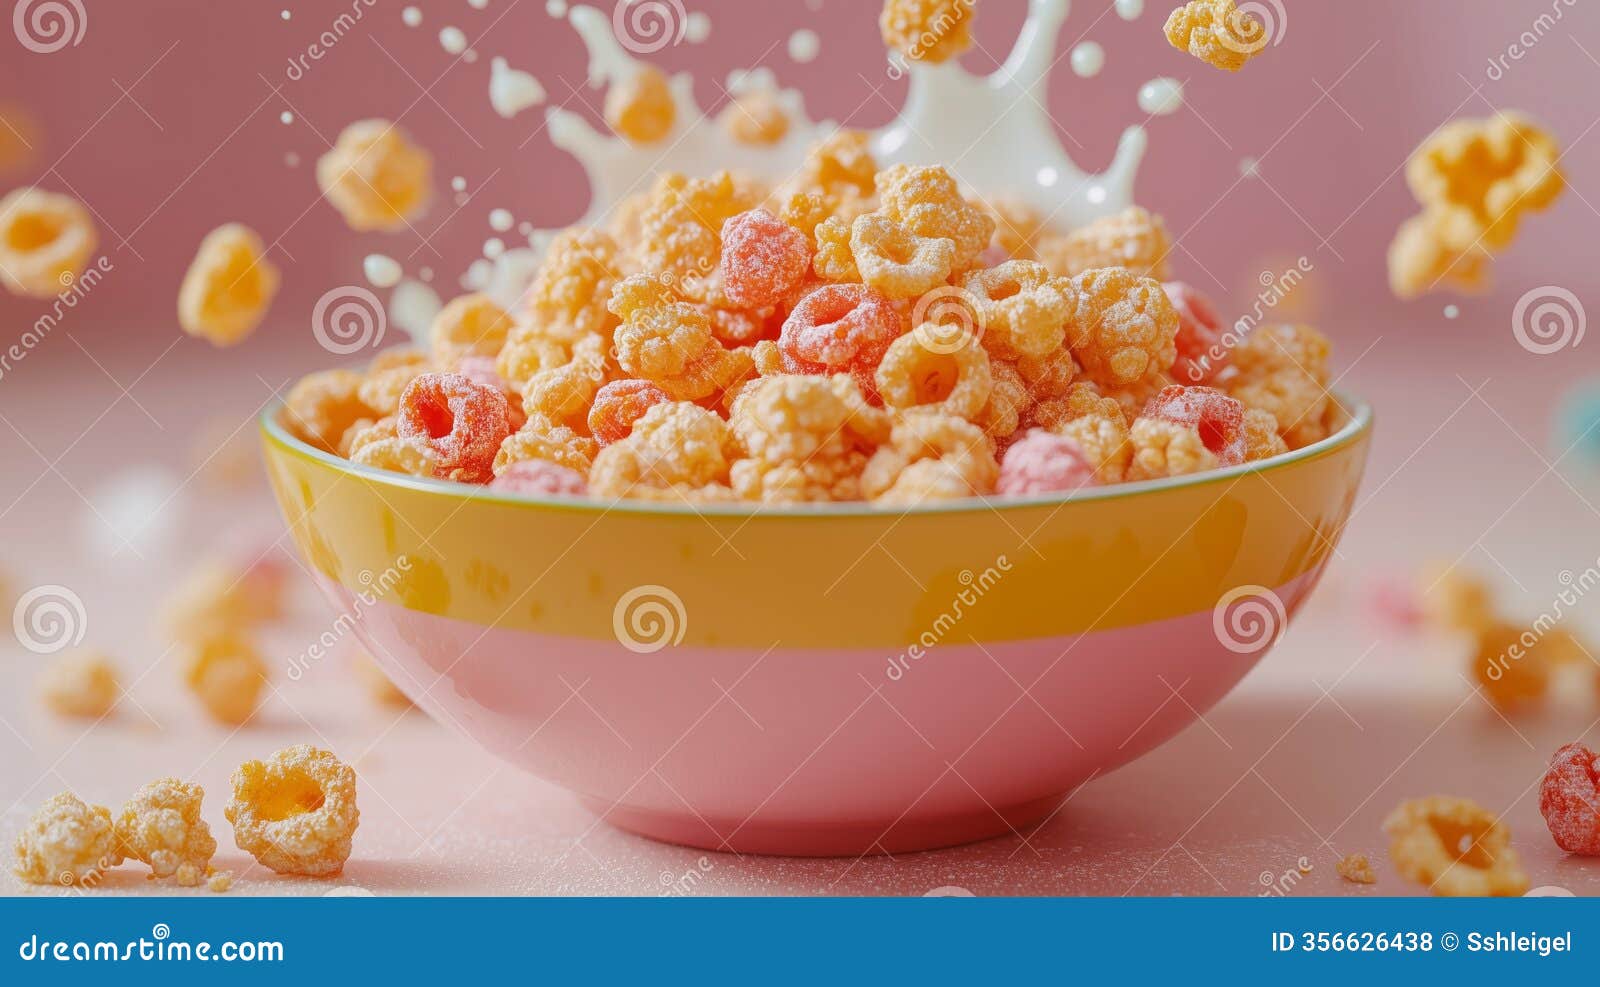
{"left": 580, "top": 794, "right": 1063, "bottom": 857}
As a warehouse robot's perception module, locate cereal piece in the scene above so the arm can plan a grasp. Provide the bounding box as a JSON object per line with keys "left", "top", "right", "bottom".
{"left": 1163, "top": 0, "right": 1270, "bottom": 72}
{"left": 720, "top": 208, "right": 811, "bottom": 308}
{"left": 779, "top": 283, "right": 904, "bottom": 400}
{"left": 811, "top": 215, "right": 860, "bottom": 283}
{"left": 977, "top": 358, "right": 1030, "bottom": 440}
{"left": 1386, "top": 210, "right": 1491, "bottom": 299}
{"left": 1125, "top": 418, "right": 1219, "bottom": 482}
{"left": 719, "top": 89, "right": 789, "bottom": 146}
{"left": 880, "top": 0, "right": 975, "bottom": 64}
{"left": 1163, "top": 282, "right": 1229, "bottom": 383}
{"left": 961, "top": 261, "right": 1077, "bottom": 360}
{"left": 875, "top": 164, "right": 994, "bottom": 272}
{"left": 1539, "top": 743, "right": 1600, "bottom": 855}
{"left": 609, "top": 275, "right": 753, "bottom": 402}
{"left": 115, "top": 778, "right": 217, "bottom": 883}
{"left": 728, "top": 374, "right": 890, "bottom": 503}
{"left": 520, "top": 226, "right": 622, "bottom": 351}
{"left": 1055, "top": 411, "right": 1133, "bottom": 484}
{"left": 704, "top": 305, "right": 770, "bottom": 347}
{"left": 1405, "top": 112, "right": 1564, "bottom": 255}
{"left": 1068, "top": 267, "right": 1179, "bottom": 388}
{"left": 37, "top": 648, "right": 120, "bottom": 719}
{"left": 875, "top": 330, "right": 993, "bottom": 421}
{"left": 430, "top": 293, "right": 513, "bottom": 368}
{"left": 861, "top": 409, "right": 998, "bottom": 504}
{"left": 353, "top": 652, "right": 412, "bottom": 709}
{"left": 589, "top": 379, "right": 671, "bottom": 445}
{"left": 225, "top": 744, "right": 359, "bottom": 877}
{"left": 350, "top": 430, "right": 439, "bottom": 477}
{"left": 397, "top": 372, "right": 513, "bottom": 483}
{"left": 790, "top": 130, "right": 879, "bottom": 202}
{"left": 635, "top": 171, "right": 752, "bottom": 303}
{"left": 1415, "top": 562, "right": 1496, "bottom": 635}
{"left": 521, "top": 335, "right": 607, "bottom": 430}
{"left": 605, "top": 65, "right": 675, "bottom": 144}
{"left": 316, "top": 119, "right": 432, "bottom": 231}
{"left": 1142, "top": 384, "right": 1247, "bottom": 465}
{"left": 850, "top": 212, "right": 956, "bottom": 299}
{"left": 455, "top": 355, "right": 527, "bottom": 430}
{"left": 983, "top": 198, "right": 1047, "bottom": 262}
{"left": 0, "top": 187, "right": 97, "bottom": 298}
{"left": 1241, "top": 408, "right": 1289, "bottom": 461}
{"left": 1335, "top": 853, "right": 1377, "bottom": 885}
{"left": 998, "top": 429, "right": 1097, "bottom": 496}
{"left": 161, "top": 560, "right": 280, "bottom": 645}
{"left": 1224, "top": 324, "right": 1331, "bottom": 448}
{"left": 208, "top": 870, "right": 234, "bottom": 893}
{"left": 283, "top": 369, "right": 376, "bottom": 453}
{"left": 489, "top": 459, "right": 588, "bottom": 496}
{"left": 183, "top": 634, "right": 268, "bottom": 726}
{"left": 12, "top": 793, "right": 122, "bottom": 887}
{"left": 494, "top": 416, "right": 598, "bottom": 476}
{"left": 1471, "top": 622, "right": 1551, "bottom": 711}
{"left": 1039, "top": 207, "right": 1171, "bottom": 281}
{"left": 177, "top": 224, "right": 280, "bottom": 347}
{"left": 589, "top": 401, "right": 738, "bottom": 501}
{"left": 1382, "top": 795, "right": 1529, "bottom": 896}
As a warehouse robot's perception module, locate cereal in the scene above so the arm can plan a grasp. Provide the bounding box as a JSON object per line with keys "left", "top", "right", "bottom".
{"left": 978, "top": 359, "right": 1032, "bottom": 439}
{"left": 358, "top": 352, "right": 433, "bottom": 416}
{"left": 397, "top": 372, "right": 514, "bottom": 483}
{"left": 861, "top": 409, "right": 998, "bottom": 504}
{"left": 875, "top": 164, "right": 994, "bottom": 272}
{"left": 811, "top": 215, "right": 860, "bottom": 283}
{"left": 430, "top": 293, "right": 514, "bottom": 368}
{"left": 490, "top": 459, "right": 589, "bottom": 496}
{"left": 589, "top": 379, "right": 671, "bottom": 445}
{"left": 998, "top": 430, "right": 1096, "bottom": 496}
{"left": 12, "top": 793, "right": 122, "bottom": 887}
{"left": 634, "top": 170, "right": 752, "bottom": 303}
{"left": 517, "top": 227, "right": 622, "bottom": 354}
{"left": 778, "top": 282, "right": 904, "bottom": 400}
{"left": 850, "top": 212, "right": 956, "bottom": 299}
{"left": 1163, "top": 0, "right": 1268, "bottom": 72}
{"left": 184, "top": 633, "right": 269, "bottom": 726}
{"left": 1241, "top": 408, "right": 1289, "bottom": 461}
{"left": 983, "top": 198, "right": 1047, "bottom": 262}
{"left": 1382, "top": 795, "right": 1529, "bottom": 896}
{"left": 1055, "top": 410, "right": 1133, "bottom": 484}
{"left": 589, "top": 401, "right": 738, "bottom": 501}
{"left": 720, "top": 208, "right": 811, "bottom": 308}
{"left": 962, "top": 261, "right": 1077, "bottom": 360}
{"left": 456, "top": 355, "right": 527, "bottom": 430}
{"left": 37, "top": 648, "right": 120, "bottom": 719}
{"left": 789, "top": 130, "right": 878, "bottom": 203}
{"left": 876, "top": 330, "right": 993, "bottom": 421}
{"left": 177, "top": 224, "right": 280, "bottom": 347}
{"left": 1335, "top": 853, "right": 1377, "bottom": 885}
{"left": 719, "top": 89, "right": 789, "bottom": 146}
{"left": 729, "top": 374, "right": 890, "bottom": 502}
{"left": 1142, "top": 384, "right": 1247, "bottom": 465}
{"left": 1068, "top": 267, "right": 1178, "bottom": 389}
{"left": 115, "top": 778, "right": 217, "bottom": 884}
{"left": 316, "top": 119, "right": 432, "bottom": 231}
{"left": 880, "top": 0, "right": 975, "bottom": 64}
{"left": 350, "top": 430, "right": 438, "bottom": 477}
{"left": 161, "top": 559, "right": 281, "bottom": 645}
{"left": 1038, "top": 206, "right": 1171, "bottom": 280}
{"left": 283, "top": 369, "right": 376, "bottom": 454}
{"left": 1415, "top": 562, "right": 1496, "bottom": 635}
{"left": 606, "top": 65, "right": 676, "bottom": 144}
{"left": 1163, "top": 282, "right": 1229, "bottom": 383}
{"left": 521, "top": 335, "right": 608, "bottom": 430}
{"left": 1386, "top": 210, "right": 1491, "bottom": 299}
{"left": 1539, "top": 742, "right": 1600, "bottom": 855}
{"left": 0, "top": 187, "right": 97, "bottom": 298}
{"left": 1471, "top": 622, "right": 1551, "bottom": 711}
{"left": 208, "top": 870, "right": 235, "bottom": 893}
{"left": 494, "top": 416, "right": 598, "bottom": 476}
{"left": 225, "top": 744, "right": 359, "bottom": 877}
{"left": 1223, "top": 324, "right": 1331, "bottom": 449}
{"left": 1125, "top": 418, "right": 1219, "bottom": 482}
{"left": 1405, "top": 112, "right": 1564, "bottom": 255}
{"left": 609, "top": 275, "right": 753, "bottom": 402}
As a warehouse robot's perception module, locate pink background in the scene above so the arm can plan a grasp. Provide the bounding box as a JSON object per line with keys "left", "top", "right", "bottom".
{"left": 3, "top": 0, "right": 1600, "bottom": 896}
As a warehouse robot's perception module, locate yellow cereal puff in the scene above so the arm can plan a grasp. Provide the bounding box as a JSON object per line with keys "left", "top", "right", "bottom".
{"left": 177, "top": 223, "right": 280, "bottom": 346}
{"left": 589, "top": 401, "right": 739, "bottom": 501}
{"left": 880, "top": 0, "right": 975, "bottom": 64}
{"left": 876, "top": 331, "right": 993, "bottom": 422}
{"left": 0, "top": 186, "right": 97, "bottom": 298}
{"left": 1387, "top": 210, "right": 1491, "bottom": 299}
{"left": 283, "top": 369, "right": 377, "bottom": 453}
{"left": 184, "top": 634, "right": 269, "bottom": 726}
{"left": 963, "top": 260, "right": 1077, "bottom": 360}
{"left": 1055, "top": 411, "right": 1133, "bottom": 484}
{"left": 1471, "top": 621, "right": 1551, "bottom": 712}
{"left": 1164, "top": 0, "right": 1269, "bottom": 72}
{"left": 1336, "top": 853, "right": 1377, "bottom": 885}
{"left": 115, "top": 778, "right": 217, "bottom": 885}
{"left": 1382, "top": 795, "right": 1528, "bottom": 897}
{"left": 605, "top": 65, "right": 676, "bottom": 144}
{"left": 1405, "top": 112, "right": 1563, "bottom": 255}
{"left": 13, "top": 793, "right": 122, "bottom": 887}
{"left": 850, "top": 212, "right": 955, "bottom": 299}
{"left": 875, "top": 164, "right": 994, "bottom": 272}
{"left": 1068, "top": 267, "right": 1179, "bottom": 389}
{"left": 37, "top": 648, "right": 120, "bottom": 719}
{"left": 861, "top": 409, "right": 998, "bottom": 504}
{"left": 729, "top": 375, "right": 890, "bottom": 503}
{"left": 316, "top": 119, "right": 432, "bottom": 232}
{"left": 1125, "top": 417, "right": 1218, "bottom": 482}
{"left": 1415, "top": 562, "right": 1497, "bottom": 635}
{"left": 634, "top": 171, "right": 753, "bottom": 303}
{"left": 1039, "top": 206, "right": 1172, "bottom": 280}
{"left": 720, "top": 89, "right": 790, "bottom": 146}
{"left": 161, "top": 559, "right": 284, "bottom": 646}
{"left": 1223, "top": 324, "right": 1331, "bottom": 448}
{"left": 225, "top": 744, "right": 359, "bottom": 877}
{"left": 430, "top": 293, "right": 513, "bottom": 368}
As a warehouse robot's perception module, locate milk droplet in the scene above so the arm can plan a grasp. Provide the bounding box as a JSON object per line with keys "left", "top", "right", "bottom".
{"left": 1138, "top": 77, "right": 1184, "bottom": 116}
{"left": 489, "top": 208, "right": 514, "bottom": 232}
{"left": 788, "top": 29, "right": 820, "bottom": 63}
{"left": 484, "top": 237, "right": 506, "bottom": 259}
{"left": 1444, "top": 304, "right": 1460, "bottom": 319}
{"left": 468, "top": 0, "right": 489, "bottom": 8}
{"left": 685, "top": 11, "right": 711, "bottom": 43}
{"left": 462, "top": 49, "right": 479, "bottom": 63}
{"left": 451, "top": 176, "right": 467, "bottom": 192}
{"left": 280, "top": 10, "right": 291, "bottom": 21}
{"left": 390, "top": 280, "right": 442, "bottom": 344}
{"left": 363, "top": 254, "right": 403, "bottom": 288}
{"left": 546, "top": 0, "right": 567, "bottom": 16}
{"left": 279, "top": 110, "right": 293, "bottom": 125}
{"left": 1070, "top": 41, "right": 1104, "bottom": 78}
{"left": 489, "top": 57, "right": 546, "bottom": 119}
{"left": 284, "top": 151, "right": 300, "bottom": 167}
{"left": 1115, "top": 0, "right": 1144, "bottom": 20}
{"left": 402, "top": 7, "right": 421, "bottom": 27}
{"left": 418, "top": 267, "right": 433, "bottom": 281}
{"left": 440, "top": 26, "right": 468, "bottom": 55}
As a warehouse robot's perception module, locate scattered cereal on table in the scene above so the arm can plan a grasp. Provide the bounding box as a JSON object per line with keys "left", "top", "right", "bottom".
{"left": 207, "top": 870, "right": 234, "bottom": 893}
{"left": 183, "top": 633, "right": 269, "bottom": 726}
{"left": 115, "top": 778, "right": 218, "bottom": 885}
{"left": 37, "top": 648, "right": 121, "bottom": 719}
{"left": 12, "top": 793, "right": 122, "bottom": 887}
{"left": 1382, "top": 795, "right": 1529, "bottom": 896}
{"left": 1539, "top": 742, "right": 1600, "bottom": 855}
{"left": 225, "top": 744, "right": 359, "bottom": 877}
{"left": 1335, "top": 853, "right": 1377, "bottom": 885}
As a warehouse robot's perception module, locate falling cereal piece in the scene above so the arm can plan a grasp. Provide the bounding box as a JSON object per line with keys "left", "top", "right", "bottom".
{"left": 880, "top": 0, "right": 974, "bottom": 64}
{"left": 225, "top": 744, "right": 360, "bottom": 877}
{"left": 489, "top": 56, "right": 545, "bottom": 119}
{"left": 1164, "top": 0, "right": 1269, "bottom": 72}
{"left": 1335, "top": 853, "right": 1377, "bottom": 885}
{"left": 317, "top": 120, "right": 432, "bottom": 232}
{"left": 363, "top": 253, "right": 403, "bottom": 288}
{"left": 605, "top": 66, "right": 675, "bottom": 144}
{"left": 177, "top": 223, "right": 281, "bottom": 347}
{"left": 37, "top": 648, "right": 121, "bottom": 719}
{"left": 0, "top": 187, "right": 98, "bottom": 299}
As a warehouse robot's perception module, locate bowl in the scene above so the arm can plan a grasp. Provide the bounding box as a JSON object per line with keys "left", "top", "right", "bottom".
{"left": 260, "top": 395, "right": 1372, "bottom": 856}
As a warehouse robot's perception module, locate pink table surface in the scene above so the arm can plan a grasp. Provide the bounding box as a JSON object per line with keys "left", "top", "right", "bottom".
{"left": 2, "top": 328, "right": 1598, "bottom": 897}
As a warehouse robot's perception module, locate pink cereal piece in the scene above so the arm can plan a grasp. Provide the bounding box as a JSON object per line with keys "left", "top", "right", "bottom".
{"left": 719, "top": 208, "right": 811, "bottom": 309}
{"left": 397, "top": 372, "right": 512, "bottom": 483}
{"left": 1143, "top": 384, "right": 1247, "bottom": 465}
{"left": 588, "top": 379, "right": 670, "bottom": 446}
{"left": 997, "top": 429, "right": 1098, "bottom": 496}
{"left": 1163, "top": 282, "right": 1229, "bottom": 384}
{"left": 1541, "top": 742, "right": 1600, "bottom": 855}
{"left": 456, "top": 355, "right": 526, "bottom": 429}
{"left": 489, "top": 459, "right": 588, "bottom": 497}
{"left": 778, "top": 283, "right": 902, "bottom": 401}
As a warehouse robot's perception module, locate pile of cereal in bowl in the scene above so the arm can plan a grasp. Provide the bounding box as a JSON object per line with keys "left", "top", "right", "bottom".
{"left": 281, "top": 136, "right": 1339, "bottom": 506}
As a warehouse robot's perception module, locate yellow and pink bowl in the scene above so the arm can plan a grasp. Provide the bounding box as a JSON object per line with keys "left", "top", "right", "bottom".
{"left": 261, "top": 396, "right": 1372, "bottom": 856}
